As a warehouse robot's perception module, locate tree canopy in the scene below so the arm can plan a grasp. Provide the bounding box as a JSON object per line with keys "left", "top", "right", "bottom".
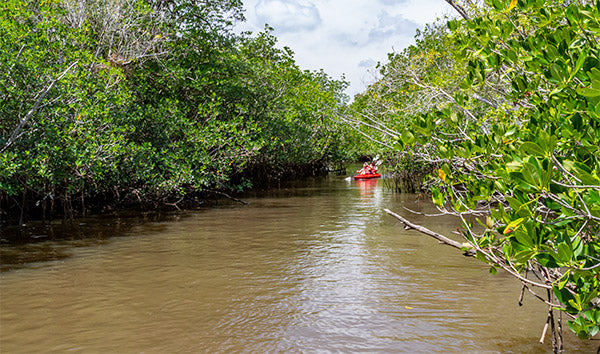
{"left": 0, "top": 0, "right": 357, "bottom": 223}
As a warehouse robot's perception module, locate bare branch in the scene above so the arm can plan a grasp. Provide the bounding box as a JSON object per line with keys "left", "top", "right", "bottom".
{"left": 385, "top": 208, "right": 554, "bottom": 289}
{"left": 384, "top": 208, "right": 474, "bottom": 254}
{"left": 444, "top": 0, "right": 471, "bottom": 20}
{"left": 1, "top": 61, "right": 79, "bottom": 153}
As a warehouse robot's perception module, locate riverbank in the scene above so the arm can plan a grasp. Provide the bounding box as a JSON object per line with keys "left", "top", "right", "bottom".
{"left": 0, "top": 161, "right": 339, "bottom": 229}
{"left": 0, "top": 161, "right": 350, "bottom": 244}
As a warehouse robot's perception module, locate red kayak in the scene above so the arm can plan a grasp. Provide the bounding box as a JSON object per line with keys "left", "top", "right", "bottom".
{"left": 354, "top": 173, "right": 381, "bottom": 180}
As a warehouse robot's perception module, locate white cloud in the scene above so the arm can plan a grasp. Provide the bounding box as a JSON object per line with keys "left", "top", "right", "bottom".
{"left": 238, "top": 0, "right": 455, "bottom": 97}
{"left": 358, "top": 58, "right": 376, "bottom": 68}
{"left": 368, "top": 11, "right": 420, "bottom": 43}
{"left": 377, "top": 0, "right": 410, "bottom": 5}
{"left": 255, "top": 0, "right": 321, "bottom": 32}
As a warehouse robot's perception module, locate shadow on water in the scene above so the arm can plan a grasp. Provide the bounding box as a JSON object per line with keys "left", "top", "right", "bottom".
{"left": 0, "top": 176, "right": 331, "bottom": 272}
{"left": 0, "top": 211, "right": 189, "bottom": 272}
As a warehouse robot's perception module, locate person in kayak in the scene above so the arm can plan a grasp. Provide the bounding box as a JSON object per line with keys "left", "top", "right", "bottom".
{"left": 357, "top": 162, "right": 372, "bottom": 175}
{"left": 357, "top": 162, "right": 377, "bottom": 175}
{"left": 369, "top": 162, "right": 378, "bottom": 174}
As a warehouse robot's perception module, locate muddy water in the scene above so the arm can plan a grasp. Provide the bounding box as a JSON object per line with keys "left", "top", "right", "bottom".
{"left": 0, "top": 176, "right": 596, "bottom": 353}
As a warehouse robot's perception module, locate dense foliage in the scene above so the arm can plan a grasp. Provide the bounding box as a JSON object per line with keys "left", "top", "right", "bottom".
{"left": 351, "top": 0, "right": 600, "bottom": 350}
{"left": 0, "top": 0, "right": 356, "bottom": 224}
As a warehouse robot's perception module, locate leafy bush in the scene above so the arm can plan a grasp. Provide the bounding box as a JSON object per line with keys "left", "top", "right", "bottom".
{"left": 353, "top": 0, "right": 600, "bottom": 350}
{"left": 0, "top": 0, "right": 356, "bottom": 223}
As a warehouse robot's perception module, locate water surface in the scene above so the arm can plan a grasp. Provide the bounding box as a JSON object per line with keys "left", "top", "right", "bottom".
{"left": 1, "top": 176, "right": 596, "bottom": 352}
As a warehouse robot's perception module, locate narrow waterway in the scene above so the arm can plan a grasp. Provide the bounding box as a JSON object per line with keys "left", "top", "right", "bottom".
{"left": 0, "top": 176, "right": 595, "bottom": 353}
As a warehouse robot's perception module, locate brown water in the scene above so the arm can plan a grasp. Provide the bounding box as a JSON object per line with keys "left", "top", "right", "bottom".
{"left": 0, "top": 176, "right": 597, "bottom": 353}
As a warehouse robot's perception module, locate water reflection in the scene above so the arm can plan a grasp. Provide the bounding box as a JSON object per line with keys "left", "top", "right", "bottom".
{"left": 0, "top": 212, "right": 184, "bottom": 272}
{"left": 0, "top": 175, "right": 596, "bottom": 353}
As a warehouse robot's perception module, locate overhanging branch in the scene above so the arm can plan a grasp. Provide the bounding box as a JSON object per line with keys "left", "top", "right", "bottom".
{"left": 384, "top": 208, "right": 475, "bottom": 255}
{"left": 444, "top": 0, "right": 470, "bottom": 20}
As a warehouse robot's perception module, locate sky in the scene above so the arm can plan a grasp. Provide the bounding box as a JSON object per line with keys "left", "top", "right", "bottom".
{"left": 236, "top": 0, "right": 456, "bottom": 97}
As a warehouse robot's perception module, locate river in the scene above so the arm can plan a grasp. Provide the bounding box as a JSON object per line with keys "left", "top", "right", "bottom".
{"left": 0, "top": 175, "right": 596, "bottom": 353}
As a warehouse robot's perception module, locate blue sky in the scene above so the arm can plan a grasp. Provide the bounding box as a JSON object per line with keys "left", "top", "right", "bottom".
{"left": 236, "top": 0, "right": 456, "bottom": 97}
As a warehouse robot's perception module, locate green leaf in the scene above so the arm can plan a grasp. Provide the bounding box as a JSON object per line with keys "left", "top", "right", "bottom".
{"left": 589, "top": 67, "right": 600, "bottom": 81}
{"left": 557, "top": 270, "right": 570, "bottom": 289}
{"left": 510, "top": 172, "right": 537, "bottom": 191}
{"left": 572, "top": 236, "right": 584, "bottom": 258}
{"left": 554, "top": 286, "right": 575, "bottom": 305}
{"left": 568, "top": 297, "right": 583, "bottom": 311}
{"left": 514, "top": 228, "right": 536, "bottom": 248}
{"left": 504, "top": 217, "right": 525, "bottom": 234}
{"left": 557, "top": 243, "right": 573, "bottom": 264}
{"left": 520, "top": 142, "right": 545, "bottom": 157}
{"left": 571, "top": 53, "right": 586, "bottom": 80}
{"left": 401, "top": 130, "right": 415, "bottom": 145}
{"left": 491, "top": 0, "right": 503, "bottom": 10}
{"left": 522, "top": 161, "right": 541, "bottom": 187}
{"left": 514, "top": 249, "right": 537, "bottom": 264}
{"left": 505, "top": 196, "right": 523, "bottom": 210}
{"left": 536, "top": 252, "right": 559, "bottom": 267}
{"left": 550, "top": 63, "right": 566, "bottom": 82}
{"left": 431, "top": 187, "right": 444, "bottom": 207}
{"left": 577, "top": 86, "right": 600, "bottom": 97}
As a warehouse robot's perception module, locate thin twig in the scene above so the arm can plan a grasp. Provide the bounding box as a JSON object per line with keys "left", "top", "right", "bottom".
{"left": 206, "top": 189, "right": 249, "bottom": 205}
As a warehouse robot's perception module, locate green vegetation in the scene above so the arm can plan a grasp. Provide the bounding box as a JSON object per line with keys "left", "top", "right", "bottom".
{"left": 0, "top": 0, "right": 357, "bottom": 224}
{"left": 351, "top": 0, "right": 600, "bottom": 350}
{"left": 2, "top": 0, "right": 598, "bottom": 349}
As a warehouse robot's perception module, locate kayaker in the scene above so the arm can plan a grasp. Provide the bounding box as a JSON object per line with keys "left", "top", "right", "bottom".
{"left": 357, "top": 162, "right": 371, "bottom": 175}
{"left": 369, "top": 162, "right": 378, "bottom": 174}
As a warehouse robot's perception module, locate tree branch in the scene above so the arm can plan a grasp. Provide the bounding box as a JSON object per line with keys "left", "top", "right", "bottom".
{"left": 385, "top": 208, "right": 553, "bottom": 289}
{"left": 444, "top": 0, "right": 471, "bottom": 20}
{"left": 1, "top": 61, "right": 79, "bottom": 153}
{"left": 384, "top": 208, "right": 475, "bottom": 255}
